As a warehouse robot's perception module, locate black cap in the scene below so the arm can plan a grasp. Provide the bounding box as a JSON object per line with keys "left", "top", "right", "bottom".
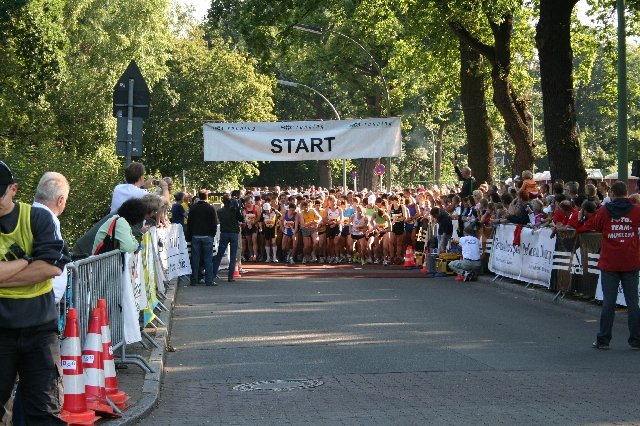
{"left": 0, "top": 161, "right": 14, "bottom": 196}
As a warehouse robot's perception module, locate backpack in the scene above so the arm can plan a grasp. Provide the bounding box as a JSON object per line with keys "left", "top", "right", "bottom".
{"left": 93, "top": 217, "right": 120, "bottom": 255}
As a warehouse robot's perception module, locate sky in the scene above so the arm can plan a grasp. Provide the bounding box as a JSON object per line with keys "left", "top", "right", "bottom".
{"left": 175, "top": 0, "right": 595, "bottom": 25}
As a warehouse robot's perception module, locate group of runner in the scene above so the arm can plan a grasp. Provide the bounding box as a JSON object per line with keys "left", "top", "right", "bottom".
{"left": 237, "top": 186, "right": 444, "bottom": 265}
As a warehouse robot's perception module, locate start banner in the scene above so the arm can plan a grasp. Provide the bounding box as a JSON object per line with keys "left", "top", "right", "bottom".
{"left": 203, "top": 117, "right": 402, "bottom": 161}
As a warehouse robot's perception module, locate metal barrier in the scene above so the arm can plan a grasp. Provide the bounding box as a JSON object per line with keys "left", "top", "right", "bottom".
{"left": 66, "top": 250, "right": 124, "bottom": 349}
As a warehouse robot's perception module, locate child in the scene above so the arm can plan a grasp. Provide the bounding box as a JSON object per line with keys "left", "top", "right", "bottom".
{"left": 448, "top": 225, "right": 482, "bottom": 281}
{"left": 519, "top": 170, "right": 540, "bottom": 199}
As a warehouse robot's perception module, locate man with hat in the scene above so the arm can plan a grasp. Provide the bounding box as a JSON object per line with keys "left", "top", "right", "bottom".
{"left": 0, "top": 161, "right": 70, "bottom": 424}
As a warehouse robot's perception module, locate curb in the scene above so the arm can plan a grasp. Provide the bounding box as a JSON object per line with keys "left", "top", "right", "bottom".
{"left": 479, "top": 273, "right": 629, "bottom": 322}
{"left": 109, "top": 278, "right": 177, "bottom": 426}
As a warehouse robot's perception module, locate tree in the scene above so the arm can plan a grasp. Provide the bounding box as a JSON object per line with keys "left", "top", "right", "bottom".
{"left": 535, "top": 0, "right": 586, "bottom": 188}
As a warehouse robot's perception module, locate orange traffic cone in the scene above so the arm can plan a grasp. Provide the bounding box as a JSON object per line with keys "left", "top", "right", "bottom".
{"left": 420, "top": 253, "right": 428, "bottom": 273}
{"left": 233, "top": 262, "right": 242, "bottom": 279}
{"left": 97, "top": 300, "right": 130, "bottom": 410}
{"left": 404, "top": 245, "right": 417, "bottom": 268}
{"left": 60, "top": 308, "right": 100, "bottom": 425}
{"left": 83, "top": 307, "right": 120, "bottom": 418}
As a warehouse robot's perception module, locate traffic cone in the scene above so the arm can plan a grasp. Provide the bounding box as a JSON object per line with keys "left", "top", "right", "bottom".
{"left": 97, "top": 300, "right": 130, "bottom": 410}
{"left": 83, "top": 307, "right": 120, "bottom": 418}
{"left": 60, "top": 308, "right": 100, "bottom": 425}
{"left": 404, "top": 245, "right": 417, "bottom": 268}
{"left": 420, "top": 253, "right": 428, "bottom": 273}
{"left": 233, "top": 262, "right": 242, "bottom": 279}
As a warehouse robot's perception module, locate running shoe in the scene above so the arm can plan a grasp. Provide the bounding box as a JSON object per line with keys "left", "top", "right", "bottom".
{"left": 311, "top": 255, "right": 318, "bottom": 262}
{"left": 592, "top": 341, "right": 609, "bottom": 350}
{"left": 367, "top": 257, "right": 373, "bottom": 264}
{"left": 288, "top": 257, "right": 295, "bottom": 265}
{"left": 382, "top": 259, "right": 389, "bottom": 266}
{"left": 319, "top": 257, "right": 325, "bottom": 263}
{"left": 302, "top": 256, "right": 307, "bottom": 264}
{"left": 272, "top": 258, "right": 279, "bottom": 263}
{"left": 265, "top": 257, "right": 271, "bottom": 263}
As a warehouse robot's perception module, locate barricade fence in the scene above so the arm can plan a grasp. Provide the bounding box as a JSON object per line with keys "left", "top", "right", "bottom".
{"left": 63, "top": 224, "right": 192, "bottom": 372}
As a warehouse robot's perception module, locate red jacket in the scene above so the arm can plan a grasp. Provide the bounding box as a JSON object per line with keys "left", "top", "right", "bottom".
{"left": 567, "top": 211, "right": 597, "bottom": 234}
{"left": 592, "top": 198, "right": 640, "bottom": 271}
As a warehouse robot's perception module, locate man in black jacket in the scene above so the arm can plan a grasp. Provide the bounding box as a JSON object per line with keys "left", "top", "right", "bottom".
{"left": 430, "top": 207, "right": 453, "bottom": 253}
{"left": 453, "top": 160, "right": 475, "bottom": 198}
{"left": 212, "top": 193, "right": 244, "bottom": 283}
{"left": 186, "top": 191, "right": 218, "bottom": 286}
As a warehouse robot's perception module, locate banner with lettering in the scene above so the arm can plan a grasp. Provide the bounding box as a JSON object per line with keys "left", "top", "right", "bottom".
{"left": 155, "top": 225, "right": 192, "bottom": 281}
{"left": 489, "top": 225, "right": 555, "bottom": 287}
{"left": 121, "top": 253, "right": 143, "bottom": 344}
{"left": 141, "top": 233, "right": 159, "bottom": 326}
{"left": 203, "top": 118, "right": 402, "bottom": 161}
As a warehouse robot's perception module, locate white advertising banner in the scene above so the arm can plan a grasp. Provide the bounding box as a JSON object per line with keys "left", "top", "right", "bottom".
{"left": 121, "top": 253, "right": 142, "bottom": 344}
{"left": 203, "top": 117, "right": 402, "bottom": 161}
{"left": 489, "top": 225, "right": 555, "bottom": 287}
{"left": 155, "top": 225, "right": 192, "bottom": 281}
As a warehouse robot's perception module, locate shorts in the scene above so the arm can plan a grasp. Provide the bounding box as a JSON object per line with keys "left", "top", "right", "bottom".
{"left": 392, "top": 223, "right": 405, "bottom": 235}
{"left": 351, "top": 234, "right": 364, "bottom": 240}
{"left": 341, "top": 226, "right": 350, "bottom": 237}
{"left": 301, "top": 228, "right": 315, "bottom": 238}
{"left": 242, "top": 226, "right": 257, "bottom": 236}
{"left": 264, "top": 226, "right": 276, "bottom": 240}
{"left": 405, "top": 223, "right": 415, "bottom": 232}
{"left": 327, "top": 226, "right": 341, "bottom": 239}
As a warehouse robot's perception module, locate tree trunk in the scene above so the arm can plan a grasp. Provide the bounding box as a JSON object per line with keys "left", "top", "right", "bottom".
{"left": 358, "top": 158, "right": 377, "bottom": 191}
{"left": 451, "top": 13, "right": 534, "bottom": 177}
{"left": 318, "top": 160, "right": 332, "bottom": 189}
{"left": 535, "top": 0, "right": 586, "bottom": 189}
{"left": 435, "top": 122, "right": 445, "bottom": 186}
{"left": 459, "top": 42, "right": 494, "bottom": 185}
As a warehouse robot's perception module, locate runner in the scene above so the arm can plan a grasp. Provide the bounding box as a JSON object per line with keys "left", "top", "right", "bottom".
{"left": 339, "top": 198, "right": 355, "bottom": 263}
{"left": 242, "top": 196, "right": 261, "bottom": 261}
{"left": 371, "top": 200, "right": 392, "bottom": 264}
{"left": 259, "top": 202, "right": 280, "bottom": 262}
{"left": 280, "top": 203, "right": 299, "bottom": 264}
{"left": 389, "top": 195, "right": 407, "bottom": 264}
{"left": 323, "top": 195, "right": 343, "bottom": 264}
{"left": 314, "top": 198, "right": 327, "bottom": 263}
{"left": 299, "top": 201, "right": 322, "bottom": 264}
{"left": 350, "top": 204, "right": 371, "bottom": 265}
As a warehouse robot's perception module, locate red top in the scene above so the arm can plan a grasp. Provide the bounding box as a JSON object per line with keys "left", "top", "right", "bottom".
{"left": 567, "top": 211, "right": 597, "bottom": 234}
{"left": 552, "top": 208, "right": 577, "bottom": 225}
{"left": 592, "top": 199, "right": 640, "bottom": 271}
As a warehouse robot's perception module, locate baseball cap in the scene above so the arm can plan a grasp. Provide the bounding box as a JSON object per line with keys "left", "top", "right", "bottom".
{"left": 0, "top": 161, "right": 15, "bottom": 195}
{"left": 262, "top": 202, "right": 271, "bottom": 211}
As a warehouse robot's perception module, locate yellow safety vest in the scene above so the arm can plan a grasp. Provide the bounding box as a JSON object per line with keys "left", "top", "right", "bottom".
{"left": 0, "top": 203, "right": 53, "bottom": 298}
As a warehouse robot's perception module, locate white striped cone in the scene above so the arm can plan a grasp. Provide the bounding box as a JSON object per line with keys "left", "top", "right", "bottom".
{"left": 60, "top": 308, "right": 100, "bottom": 425}
{"left": 97, "top": 300, "right": 130, "bottom": 409}
{"left": 82, "top": 307, "right": 117, "bottom": 417}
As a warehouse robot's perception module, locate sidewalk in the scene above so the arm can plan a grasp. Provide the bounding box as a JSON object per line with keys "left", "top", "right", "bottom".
{"left": 103, "top": 266, "right": 628, "bottom": 425}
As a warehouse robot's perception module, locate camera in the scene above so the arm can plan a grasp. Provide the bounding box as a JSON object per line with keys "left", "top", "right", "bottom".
{"left": 152, "top": 179, "right": 160, "bottom": 186}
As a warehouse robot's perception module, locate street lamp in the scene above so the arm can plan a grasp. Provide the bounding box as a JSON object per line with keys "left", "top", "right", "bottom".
{"left": 293, "top": 23, "right": 393, "bottom": 189}
{"left": 276, "top": 79, "right": 347, "bottom": 189}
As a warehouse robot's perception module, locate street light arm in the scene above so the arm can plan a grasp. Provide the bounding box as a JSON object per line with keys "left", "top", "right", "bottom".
{"left": 276, "top": 79, "right": 340, "bottom": 120}
{"left": 293, "top": 24, "right": 391, "bottom": 117}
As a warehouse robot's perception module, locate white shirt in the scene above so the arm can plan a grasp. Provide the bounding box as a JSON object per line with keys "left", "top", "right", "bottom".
{"left": 32, "top": 201, "right": 67, "bottom": 304}
{"left": 110, "top": 183, "right": 148, "bottom": 214}
{"left": 459, "top": 235, "right": 481, "bottom": 261}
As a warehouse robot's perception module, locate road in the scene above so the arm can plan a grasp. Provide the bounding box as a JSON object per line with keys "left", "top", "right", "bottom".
{"left": 138, "top": 266, "right": 640, "bottom": 425}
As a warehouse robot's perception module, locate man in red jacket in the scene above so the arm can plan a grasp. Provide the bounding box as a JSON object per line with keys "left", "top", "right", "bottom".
{"left": 592, "top": 181, "right": 640, "bottom": 350}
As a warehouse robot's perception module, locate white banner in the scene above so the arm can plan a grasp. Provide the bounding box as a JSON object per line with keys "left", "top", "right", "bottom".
{"left": 155, "top": 225, "right": 192, "bottom": 281}
{"left": 489, "top": 225, "right": 555, "bottom": 287}
{"left": 595, "top": 273, "right": 640, "bottom": 307}
{"left": 121, "top": 253, "right": 142, "bottom": 344}
{"left": 203, "top": 117, "right": 402, "bottom": 161}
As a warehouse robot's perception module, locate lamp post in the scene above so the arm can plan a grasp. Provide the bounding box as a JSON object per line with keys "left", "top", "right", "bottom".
{"left": 616, "top": 0, "right": 628, "bottom": 182}
{"left": 293, "top": 24, "right": 393, "bottom": 189}
{"left": 276, "top": 79, "right": 347, "bottom": 189}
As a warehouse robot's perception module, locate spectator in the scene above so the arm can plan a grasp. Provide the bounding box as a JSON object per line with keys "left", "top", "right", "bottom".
{"left": 430, "top": 207, "right": 453, "bottom": 253}
{"left": 185, "top": 191, "right": 218, "bottom": 286}
{"left": 109, "top": 162, "right": 169, "bottom": 214}
{"left": 591, "top": 181, "right": 640, "bottom": 350}
{"left": 0, "top": 161, "right": 70, "bottom": 424}
{"left": 567, "top": 200, "right": 598, "bottom": 234}
{"left": 453, "top": 161, "right": 475, "bottom": 198}
{"left": 171, "top": 192, "right": 187, "bottom": 225}
{"left": 93, "top": 198, "right": 146, "bottom": 254}
{"left": 212, "top": 193, "right": 244, "bottom": 283}
{"left": 32, "top": 172, "right": 70, "bottom": 305}
{"left": 449, "top": 225, "right": 482, "bottom": 281}
{"left": 519, "top": 170, "right": 539, "bottom": 199}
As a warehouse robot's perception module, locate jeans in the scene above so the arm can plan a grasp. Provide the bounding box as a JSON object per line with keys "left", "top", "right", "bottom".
{"left": 212, "top": 232, "right": 239, "bottom": 281}
{"left": 0, "top": 324, "right": 66, "bottom": 425}
{"left": 448, "top": 259, "right": 482, "bottom": 276}
{"left": 437, "top": 233, "right": 451, "bottom": 253}
{"left": 597, "top": 270, "right": 640, "bottom": 347}
{"left": 191, "top": 236, "right": 215, "bottom": 285}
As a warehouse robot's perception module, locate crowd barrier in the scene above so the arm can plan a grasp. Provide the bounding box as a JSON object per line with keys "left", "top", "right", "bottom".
{"left": 63, "top": 224, "right": 192, "bottom": 373}
{"left": 486, "top": 224, "right": 638, "bottom": 307}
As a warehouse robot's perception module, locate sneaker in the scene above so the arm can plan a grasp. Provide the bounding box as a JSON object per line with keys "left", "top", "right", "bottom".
{"left": 265, "top": 256, "right": 271, "bottom": 263}
{"left": 631, "top": 345, "right": 640, "bottom": 351}
{"left": 288, "top": 257, "right": 295, "bottom": 265}
{"left": 302, "top": 256, "right": 307, "bottom": 264}
{"left": 455, "top": 274, "right": 465, "bottom": 281}
{"left": 382, "top": 259, "right": 389, "bottom": 266}
{"left": 367, "top": 257, "right": 373, "bottom": 264}
{"left": 239, "top": 268, "right": 249, "bottom": 274}
{"left": 311, "top": 255, "right": 318, "bottom": 262}
{"left": 463, "top": 271, "right": 471, "bottom": 282}
{"left": 319, "top": 257, "right": 325, "bottom": 263}
{"left": 592, "top": 341, "right": 610, "bottom": 350}
{"left": 272, "top": 258, "right": 279, "bottom": 263}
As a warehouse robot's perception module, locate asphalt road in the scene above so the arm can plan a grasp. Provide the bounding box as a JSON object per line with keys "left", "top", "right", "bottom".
{"left": 137, "top": 270, "right": 640, "bottom": 425}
